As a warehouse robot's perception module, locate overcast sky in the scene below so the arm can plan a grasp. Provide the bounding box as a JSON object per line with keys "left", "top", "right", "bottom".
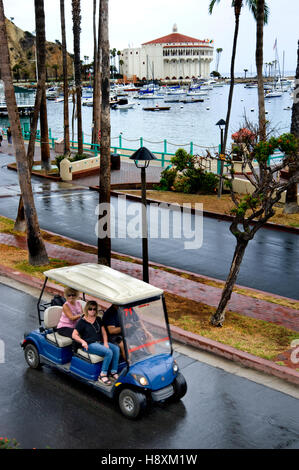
{"left": 3, "top": 0, "right": 298, "bottom": 75}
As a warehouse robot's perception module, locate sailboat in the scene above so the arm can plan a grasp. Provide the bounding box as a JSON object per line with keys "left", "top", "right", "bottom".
{"left": 265, "top": 39, "right": 283, "bottom": 98}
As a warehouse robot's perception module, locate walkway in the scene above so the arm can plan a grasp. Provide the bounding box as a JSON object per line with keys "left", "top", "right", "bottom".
{"left": 4, "top": 140, "right": 163, "bottom": 189}
{"left": 0, "top": 232, "right": 298, "bottom": 332}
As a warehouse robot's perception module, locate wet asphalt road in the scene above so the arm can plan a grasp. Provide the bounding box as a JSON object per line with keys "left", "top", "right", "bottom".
{"left": 1, "top": 283, "right": 299, "bottom": 450}
{"left": 0, "top": 157, "right": 298, "bottom": 299}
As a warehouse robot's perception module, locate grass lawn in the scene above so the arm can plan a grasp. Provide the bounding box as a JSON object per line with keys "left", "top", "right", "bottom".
{"left": 165, "top": 292, "right": 299, "bottom": 363}
{"left": 121, "top": 189, "right": 299, "bottom": 228}
{"left": 1, "top": 215, "right": 298, "bottom": 312}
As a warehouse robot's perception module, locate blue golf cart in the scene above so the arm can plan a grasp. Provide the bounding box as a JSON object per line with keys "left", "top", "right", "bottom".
{"left": 21, "top": 263, "right": 187, "bottom": 418}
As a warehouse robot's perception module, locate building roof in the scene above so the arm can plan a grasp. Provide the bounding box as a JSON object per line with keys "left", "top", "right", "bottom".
{"left": 142, "top": 32, "right": 207, "bottom": 46}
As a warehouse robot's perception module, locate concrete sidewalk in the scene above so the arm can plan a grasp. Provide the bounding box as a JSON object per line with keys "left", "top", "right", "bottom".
{"left": 0, "top": 230, "right": 298, "bottom": 387}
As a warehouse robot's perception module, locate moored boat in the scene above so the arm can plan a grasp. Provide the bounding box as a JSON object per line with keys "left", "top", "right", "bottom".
{"left": 143, "top": 105, "right": 171, "bottom": 111}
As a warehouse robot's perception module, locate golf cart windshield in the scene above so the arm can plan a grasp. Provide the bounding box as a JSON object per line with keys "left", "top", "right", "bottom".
{"left": 119, "top": 296, "right": 171, "bottom": 365}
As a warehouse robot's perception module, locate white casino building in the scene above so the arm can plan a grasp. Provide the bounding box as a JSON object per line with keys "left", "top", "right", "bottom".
{"left": 121, "top": 25, "right": 214, "bottom": 81}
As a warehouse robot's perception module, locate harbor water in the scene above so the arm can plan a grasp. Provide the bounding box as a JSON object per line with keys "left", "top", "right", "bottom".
{"left": 0, "top": 83, "right": 294, "bottom": 154}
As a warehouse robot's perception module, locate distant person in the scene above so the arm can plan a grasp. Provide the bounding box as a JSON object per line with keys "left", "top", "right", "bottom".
{"left": 7, "top": 126, "right": 12, "bottom": 145}
{"left": 56, "top": 287, "right": 83, "bottom": 338}
{"left": 0, "top": 127, "right": 3, "bottom": 149}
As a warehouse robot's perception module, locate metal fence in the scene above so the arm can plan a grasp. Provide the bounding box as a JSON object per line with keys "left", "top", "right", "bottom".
{"left": 20, "top": 123, "right": 284, "bottom": 173}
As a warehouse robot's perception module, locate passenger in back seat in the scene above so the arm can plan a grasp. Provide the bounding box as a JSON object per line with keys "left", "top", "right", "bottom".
{"left": 56, "top": 288, "right": 83, "bottom": 338}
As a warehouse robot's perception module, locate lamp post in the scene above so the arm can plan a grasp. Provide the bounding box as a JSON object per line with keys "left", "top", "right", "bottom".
{"left": 216, "top": 119, "right": 226, "bottom": 198}
{"left": 130, "top": 147, "right": 157, "bottom": 283}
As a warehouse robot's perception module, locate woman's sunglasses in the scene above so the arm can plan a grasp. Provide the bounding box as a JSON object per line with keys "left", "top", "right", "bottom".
{"left": 88, "top": 307, "right": 97, "bottom": 311}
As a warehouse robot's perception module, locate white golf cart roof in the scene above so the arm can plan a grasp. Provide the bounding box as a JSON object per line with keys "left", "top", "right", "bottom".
{"left": 43, "top": 263, "right": 163, "bottom": 305}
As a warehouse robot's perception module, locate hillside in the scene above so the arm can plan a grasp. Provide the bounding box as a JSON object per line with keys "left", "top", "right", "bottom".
{"left": 5, "top": 18, "right": 73, "bottom": 81}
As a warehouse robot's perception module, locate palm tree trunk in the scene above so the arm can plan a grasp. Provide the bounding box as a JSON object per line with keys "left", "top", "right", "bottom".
{"left": 40, "top": 88, "right": 51, "bottom": 170}
{"left": 98, "top": 0, "right": 111, "bottom": 266}
{"left": 256, "top": 0, "right": 266, "bottom": 141}
{"left": 0, "top": 1, "right": 48, "bottom": 265}
{"left": 72, "top": 0, "right": 83, "bottom": 155}
{"left": 210, "top": 238, "right": 248, "bottom": 326}
{"left": 14, "top": 0, "right": 49, "bottom": 230}
{"left": 223, "top": 2, "right": 242, "bottom": 154}
{"left": 14, "top": 75, "right": 46, "bottom": 231}
{"left": 93, "top": 0, "right": 101, "bottom": 151}
{"left": 92, "top": 0, "right": 98, "bottom": 146}
{"left": 284, "top": 40, "right": 299, "bottom": 214}
{"left": 60, "top": 0, "right": 70, "bottom": 155}
{"left": 35, "top": 0, "right": 51, "bottom": 172}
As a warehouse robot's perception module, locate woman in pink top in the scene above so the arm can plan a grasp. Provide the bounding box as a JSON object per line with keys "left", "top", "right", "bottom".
{"left": 57, "top": 287, "right": 83, "bottom": 338}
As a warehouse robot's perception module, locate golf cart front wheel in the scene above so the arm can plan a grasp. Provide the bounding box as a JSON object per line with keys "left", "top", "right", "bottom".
{"left": 118, "top": 389, "right": 147, "bottom": 419}
{"left": 24, "top": 344, "right": 41, "bottom": 369}
{"left": 172, "top": 372, "right": 187, "bottom": 401}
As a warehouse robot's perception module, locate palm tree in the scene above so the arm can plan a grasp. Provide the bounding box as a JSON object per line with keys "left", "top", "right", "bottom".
{"left": 119, "top": 59, "right": 124, "bottom": 76}
{"left": 60, "top": 0, "right": 70, "bottom": 156}
{"left": 92, "top": 0, "right": 100, "bottom": 147}
{"left": 72, "top": 0, "right": 83, "bottom": 155}
{"left": 117, "top": 50, "right": 121, "bottom": 74}
{"left": 216, "top": 47, "right": 223, "bottom": 73}
{"left": 255, "top": 0, "right": 266, "bottom": 141}
{"left": 15, "top": 0, "right": 50, "bottom": 230}
{"left": 284, "top": 40, "right": 299, "bottom": 214}
{"left": 98, "top": 0, "right": 111, "bottom": 266}
{"left": 34, "top": 0, "right": 51, "bottom": 172}
{"left": 209, "top": 0, "right": 268, "bottom": 154}
{"left": 0, "top": 0, "right": 48, "bottom": 265}
{"left": 244, "top": 68, "right": 248, "bottom": 79}
{"left": 110, "top": 47, "right": 117, "bottom": 79}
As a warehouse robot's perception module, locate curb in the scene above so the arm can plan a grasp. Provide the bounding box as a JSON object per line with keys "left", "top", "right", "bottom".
{"left": 1, "top": 263, "right": 298, "bottom": 387}
{"left": 170, "top": 325, "right": 299, "bottom": 386}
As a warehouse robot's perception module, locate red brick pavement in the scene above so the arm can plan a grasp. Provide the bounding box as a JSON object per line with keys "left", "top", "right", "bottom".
{"left": 1, "top": 232, "right": 298, "bottom": 332}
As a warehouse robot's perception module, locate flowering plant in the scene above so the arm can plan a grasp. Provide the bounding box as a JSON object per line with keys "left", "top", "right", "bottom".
{"left": 0, "top": 437, "right": 20, "bottom": 449}
{"left": 231, "top": 128, "right": 256, "bottom": 144}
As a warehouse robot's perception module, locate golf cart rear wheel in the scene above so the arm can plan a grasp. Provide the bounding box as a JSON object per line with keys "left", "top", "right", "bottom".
{"left": 119, "top": 389, "right": 147, "bottom": 419}
{"left": 24, "top": 344, "right": 41, "bottom": 369}
{"left": 172, "top": 372, "right": 187, "bottom": 401}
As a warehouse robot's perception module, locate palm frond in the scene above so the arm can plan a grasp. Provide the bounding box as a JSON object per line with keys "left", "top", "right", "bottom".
{"left": 246, "top": 0, "right": 270, "bottom": 24}
{"left": 208, "top": 0, "right": 220, "bottom": 14}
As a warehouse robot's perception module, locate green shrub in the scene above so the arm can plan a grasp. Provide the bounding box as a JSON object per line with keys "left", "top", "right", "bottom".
{"left": 173, "top": 174, "right": 192, "bottom": 193}
{"left": 170, "top": 148, "right": 193, "bottom": 171}
{"left": 71, "top": 153, "right": 90, "bottom": 162}
{"left": 156, "top": 148, "right": 218, "bottom": 195}
{"left": 55, "top": 155, "right": 66, "bottom": 173}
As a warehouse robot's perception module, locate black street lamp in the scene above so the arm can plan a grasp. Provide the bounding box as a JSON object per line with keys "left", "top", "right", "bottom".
{"left": 130, "top": 147, "right": 157, "bottom": 283}
{"left": 216, "top": 119, "right": 226, "bottom": 198}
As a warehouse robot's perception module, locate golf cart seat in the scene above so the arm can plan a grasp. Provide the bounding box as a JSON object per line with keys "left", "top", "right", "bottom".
{"left": 76, "top": 348, "right": 104, "bottom": 363}
{"left": 44, "top": 306, "right": 73, "bottom": 348}
{"left": 78, "top": 300, "right": 86, "bottom": 310}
